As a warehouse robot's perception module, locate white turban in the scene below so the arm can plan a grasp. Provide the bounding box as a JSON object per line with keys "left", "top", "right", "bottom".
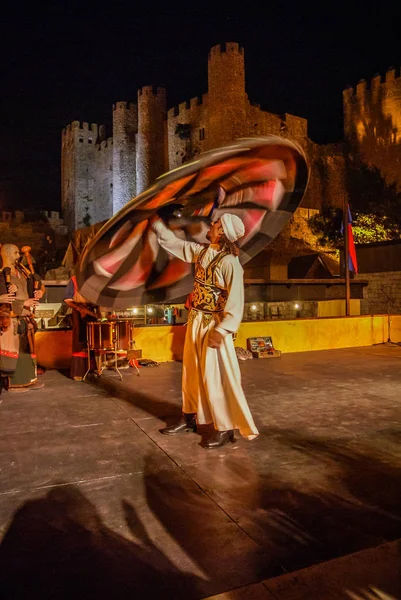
{"left": 220, "top": 213, "right": 245, "bottom": 243}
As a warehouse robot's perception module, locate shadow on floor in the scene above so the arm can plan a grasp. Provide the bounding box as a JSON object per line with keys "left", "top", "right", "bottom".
{"left": 80, "top": 370, "right": 182, "bottom": 424}
{"left": 0, "top": 454, "right": 267, "bottom": 600}
{"left": 225, "top": 425, "right": 401, "bottom": 574}
{"left": 1, "top": 428, "right": 401, "bottom": 598}
{"left": 0, "top": 472, "right": 202, "bottom": 599}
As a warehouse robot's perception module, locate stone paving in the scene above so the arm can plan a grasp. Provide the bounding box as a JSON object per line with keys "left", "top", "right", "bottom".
{"left": 0, "top": 345, "right": 400, "bottom": 599}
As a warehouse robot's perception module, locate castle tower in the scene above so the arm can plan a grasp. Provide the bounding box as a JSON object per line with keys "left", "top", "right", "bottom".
{"left": 61, "top": 121, "right": 100, "bottom": 233}
{"left": 112, "top": 102, "right": 138, "bottom": 214}
{"left": 136, "top": 86, "right": 167, "bottom": 193}
{"left": 206, "top": 42, "right": 247, "bottom": 150}
{"left": 343, "top": 68, "right": 401, "bottom": 191}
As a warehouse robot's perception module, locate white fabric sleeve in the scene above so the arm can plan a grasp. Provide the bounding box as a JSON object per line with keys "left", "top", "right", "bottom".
{"left": 215, "top": 257, "right": 244, "bottom": 337}
{"left": 152, "top": 219, "right": 204, "bottom": 263}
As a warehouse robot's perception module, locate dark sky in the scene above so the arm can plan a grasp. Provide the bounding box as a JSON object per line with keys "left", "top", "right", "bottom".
{"left": 1, "top": 1, "right": 401, "bottom": 212}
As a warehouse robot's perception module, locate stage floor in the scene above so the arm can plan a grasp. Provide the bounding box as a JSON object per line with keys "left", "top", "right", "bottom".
{"left": 1, "top": 346, "right": 400, "bottom": 599}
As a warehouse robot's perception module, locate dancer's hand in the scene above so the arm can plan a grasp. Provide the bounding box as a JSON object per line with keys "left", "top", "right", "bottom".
{"left": 208, "top": 330, "right": 224, "bottom": 349}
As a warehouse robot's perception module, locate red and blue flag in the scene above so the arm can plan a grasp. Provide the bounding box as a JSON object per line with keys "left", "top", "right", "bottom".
{"left": 341, "top": 205, "right": 358, "bottom": 274}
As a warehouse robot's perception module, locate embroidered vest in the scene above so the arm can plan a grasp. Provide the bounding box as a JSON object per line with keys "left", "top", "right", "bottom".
{"left": 191, "top": 248, "right": 229, "bottom": 314}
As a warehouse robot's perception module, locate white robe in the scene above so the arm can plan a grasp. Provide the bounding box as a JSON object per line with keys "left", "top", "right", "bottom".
{"left": 153, "top": 220, "right": 259, "bottom": 440}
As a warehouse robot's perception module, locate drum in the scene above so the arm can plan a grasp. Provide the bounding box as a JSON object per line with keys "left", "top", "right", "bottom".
{"left": 87, "top": 320, "right": 134, "bottom": 351}
{"left": 87, "top": 322, "right": 115, "bottom": 350}
{"left": 114, "top": 320, "right": 134, "bottom": 351}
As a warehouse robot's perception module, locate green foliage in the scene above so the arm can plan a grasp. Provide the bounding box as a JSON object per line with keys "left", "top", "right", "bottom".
{"left": 309, "top": 162, "right": 401, "bottom": 246}
{"left": 351, "top": 212, "right": 401, "bottom": 243}
{"left": 308, "top": 209, "right": 343, "bottom": 247}
{"left": 308, "top": 208, "right": 401, "bottom": 247}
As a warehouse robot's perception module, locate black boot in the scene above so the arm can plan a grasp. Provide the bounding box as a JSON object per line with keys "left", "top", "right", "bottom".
{"left": 202, "top": 430, "right": 235, "bottom": 449}
{"left": 160, "top": 413, "right": 197, "bottom": 435}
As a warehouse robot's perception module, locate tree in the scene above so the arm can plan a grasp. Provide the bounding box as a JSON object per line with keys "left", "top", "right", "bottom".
{"left": 308, "top": 208, "right": 400, "bottom": 246}
{"left": 308, "top": 161, "right": 401, "bottom": 246}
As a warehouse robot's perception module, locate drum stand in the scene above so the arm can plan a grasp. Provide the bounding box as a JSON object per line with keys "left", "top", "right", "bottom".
{"left": 83, "top": 346, "right": 123, "bottom": 381}
{"left": 83, "top": 320, "right": 140, "bottom": 381}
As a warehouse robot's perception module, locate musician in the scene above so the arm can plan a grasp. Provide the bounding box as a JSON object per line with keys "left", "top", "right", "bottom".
{"left": 63, "top": 273, "right": 100, "bottom": 381}
{"left": 0, "top": 244, "right": 44, "bottom": 392}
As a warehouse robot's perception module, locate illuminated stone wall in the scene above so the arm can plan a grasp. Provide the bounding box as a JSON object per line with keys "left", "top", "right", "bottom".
{"left": 356, "top": 271, "right": 401, "bottom": 314}
{"left": 136, "top": 86, "right": 167, "bottom": 193}
{"left": 112, "top": 102, "right": 137, "bottom": 213}
{"left": 61, "top": 121, "right": 112, "bottom": 232}
{"left": 0, "top": 210, "right": 68, "bottom": 262}
{"left": 206, "top": 42, "right": 248, "bottom": 149}
{"left": 343, "top": 68, "right": 401, "bottom": 188}
{"left": 94, "top": 138, "right": 113, "bottom": 223}
{"left": 167, "top": 95, "right": 208, "bottom": 170}
{"left": 302, "top": 141, "right": 347, "bottom": 210}
{"left": 61, "top": 41, "right": 346, "bottom": 235}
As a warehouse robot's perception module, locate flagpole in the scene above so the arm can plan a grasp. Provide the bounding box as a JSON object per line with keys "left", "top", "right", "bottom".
{"left": 343, "top": 195, "right": 351, "bottom": 316}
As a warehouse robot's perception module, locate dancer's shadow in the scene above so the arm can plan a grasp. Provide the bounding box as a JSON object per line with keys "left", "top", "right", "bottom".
{"left": 0, "top": 484, "right": 201, "bottom": 600}
{"left": 224, "top": 425, "right": 401, "bottom": 574}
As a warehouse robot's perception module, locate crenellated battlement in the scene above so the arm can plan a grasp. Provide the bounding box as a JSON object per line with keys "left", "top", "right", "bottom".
{"left": 71, "top": 121, "right": 98, "bottom": 132}
{"left": 138, "top": 85, "right": 166, "bottom": 97}
{"left": 97, "top": 137, "right": 113, "bottom": 151}
{"left": 112, "top": 101, "right": 136, "bottom": 111}
{"left": 62, "top": 121, "right": 100, "bottom": 142}
{"left": 62, "top": 41, "right": 316, "bottom": 233}
{"left": 343, "top": 66, "right": 401, "bottom": 99}
{"left": 167, "top": 94, "right": 206, "bottom": 119}
{"left": 208, "top": 42, "right": 244, "bottom": 59}
{"left": 343, "top": 62, "right": 401, "bottom": 191}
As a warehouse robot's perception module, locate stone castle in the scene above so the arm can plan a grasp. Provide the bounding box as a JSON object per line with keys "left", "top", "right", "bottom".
{"left": 62, "top": 42, "right": 316, "bottom": 233}
{"left": 62, "top": 42, "right": 401, "bottom": 251}
{"left": 343, "top": 68, "right": 401, "bottom": 186}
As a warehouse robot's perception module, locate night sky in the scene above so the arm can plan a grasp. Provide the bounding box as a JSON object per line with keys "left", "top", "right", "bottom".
{"left": 1, "top": 1, "right": 400, "bottom": 213}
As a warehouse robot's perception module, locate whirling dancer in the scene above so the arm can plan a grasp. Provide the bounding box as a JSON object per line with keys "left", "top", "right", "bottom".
{"left": 151, "top": 213, "right": 259, "bottom": 449}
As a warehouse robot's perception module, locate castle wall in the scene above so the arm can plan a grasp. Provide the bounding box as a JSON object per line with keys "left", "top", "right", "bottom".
{"left": 283, "top": 113, "right": 308, "bottom": 139}
{"left": 112, "top": 101, "right": 137, "bottom": 214}
{"left": 166, "top": 47, "right": 308, "bottom": 169}
{"left": 61, "top": 41, "right": 349, "bottom": 241}
{"left": 246, "top": 106, "right": 308, "bottom": 139}
{"left": 0, "top": 211, "right": 68, "bottom": 268}
{"left": 207, "top": 42, "right": 248, "bottom": 150}
{"left": 356, "top": 271, "right": 401, "bottom": 314}
{"left": 61, "top": 121, "right": 99, "bottom": 231}
{"left": 302, "top": 141, "right": 346, "bottom": 210}
{"left": 167, "top": 95, "right": 208, "bottom": 170}
{"left": 61, "top": 126, "right": 75, "bottom": 232}
{"left": 247, "top": 104, "right": 282, "bottom": 137}
{"left": 136, "top": 87, "right": 167, "bottom": 193}
{"left": 343, "top": 68, "right": 401, "bottom": 188}
{"left": 94, "top": 138, "right": 113, "bottom": 222}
